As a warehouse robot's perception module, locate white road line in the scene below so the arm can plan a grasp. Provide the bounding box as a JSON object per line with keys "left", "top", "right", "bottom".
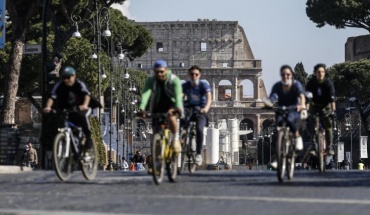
{"left": 1, "top": 192, "right": 370, "bottom": 206}
{"left": 0, "top": 208, "right": 151, "bottom": 215}
{"left": 145, "top": 194, "right": 370, "bottom": 205}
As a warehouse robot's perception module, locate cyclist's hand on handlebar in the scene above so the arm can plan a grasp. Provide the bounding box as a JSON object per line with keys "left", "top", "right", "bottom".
{"left": 43, "top": 107, "right": 52, "bottom": 114}
{"left": 296, "top": 104, "right": 306, "bottom": 112}
{"left": 79, "top": 104, "right": 89, "bottom": 111}
{"left": 330, "top": 111, "right": 337, "bottom": 119}
{"left": 138, "top": 109, "right": 147, "bottom": 118}
{"left": 200, "top": 108, "right": 208, "bottom": 113}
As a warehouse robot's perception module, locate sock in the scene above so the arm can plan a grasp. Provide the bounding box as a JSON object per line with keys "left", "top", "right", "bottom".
{"left": 174, "top": 132, "right": 179, "bottom": 141}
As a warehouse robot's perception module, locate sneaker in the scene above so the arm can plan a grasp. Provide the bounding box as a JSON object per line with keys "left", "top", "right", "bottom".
{"left": 309, "top": 143, "right": 317, "bottom": 156}
{"left": 195, "top": 154, "right": 202, "bottom": 165}
{"left": 172, "top": 140, "right": 181, "bottom": 153}
{"left": 294, "top": 136, "right": 303, "bottom": 151}
{"left": 270, "top": 160, "right": 277, "bottom": 170}
{"left": 326, "top": 145, "right": 335, "bottom": 155}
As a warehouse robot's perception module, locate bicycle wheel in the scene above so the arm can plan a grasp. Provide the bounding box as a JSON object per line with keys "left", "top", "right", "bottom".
{"left": 152, "top": 133, "right": 165, "bottom": 185}
{"left": 318, "top": 132, "right": 325, "bottom": 173}
{"left": 53, "top": 133, "right": 73, "bottom": 181}
{"left": 81, "top": 141, "right": 98, "bottom": 180}
{"left": 166, "top": 143, "right": 178, "bottom": 182}
{"left": 188, "top": 136, "right": 197, "bottom": 173}
{"left": 287, "top": 143, "right": 295, "bottom": 180}
{"left": 276, "top": 130, "right": 287, "bottom": 183}
{"left": 179, "top": 131, "right": 188, "bottom": 174}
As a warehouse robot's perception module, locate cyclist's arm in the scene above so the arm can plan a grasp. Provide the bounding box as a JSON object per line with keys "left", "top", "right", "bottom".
{"left": 81, "top": 95, "right": 91, "bottom": 109}
{"left": 203, "top": 92, "right": 212, "bottom": 113}
{"left": 173, "top": 77, "right": 184, "bottom": 112}
{"left": 139, "top": 78, "right": 153, "bottom": 111}
{"left": 328, "top": 79, "right": 336, "bottom": 111}
{"left": 44, "top": 81, "right": 61, "bottom": 112}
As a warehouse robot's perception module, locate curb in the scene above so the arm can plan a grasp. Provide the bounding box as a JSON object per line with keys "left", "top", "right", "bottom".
{"left": 0, "top": 165, "right": 33, "bottom": 173}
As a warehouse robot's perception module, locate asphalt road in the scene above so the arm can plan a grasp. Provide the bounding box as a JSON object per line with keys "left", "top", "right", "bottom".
{"left": 1, "top": 168, "right": 370, "bottom": 215}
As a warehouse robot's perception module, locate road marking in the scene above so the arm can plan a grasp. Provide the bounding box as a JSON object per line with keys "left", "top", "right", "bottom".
{"left": 1, "top": 192, "right": 370, "bottom": 206}
{"left": 0, "top": 208, "right": 152, "bottom": 215}
{"left": 146, "top": 194, "right": 370, "bottom": 205}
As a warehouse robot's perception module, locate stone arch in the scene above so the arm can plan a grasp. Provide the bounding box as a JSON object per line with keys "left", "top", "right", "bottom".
{"left": 218, "top": 79, "right": 232, "bottom": 101}
{"left": 240, "top": 118, "right": 254, "bottom": 140}
{"left": 239, "top": 79, "right": 254, "bottom": 101}
{"left": 262, "top": 119, "right": 274, "bottom": 130}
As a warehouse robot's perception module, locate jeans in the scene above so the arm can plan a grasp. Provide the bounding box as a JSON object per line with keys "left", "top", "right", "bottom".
{"left": 195, "top": 113, "right": 207, "bottom": 155}
{"left": 275, "top": 111, "right": 300, "bottom": 133}
{"left": 309, "top": 104, "right": 333, "bottom": 147}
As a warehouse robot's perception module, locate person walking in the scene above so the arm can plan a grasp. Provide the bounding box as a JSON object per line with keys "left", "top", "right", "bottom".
{"left": 26, "top": 143, "right": 38, "bottom": 169}
{"left": 122, "top": 157, "right": 129, "bottom": 171}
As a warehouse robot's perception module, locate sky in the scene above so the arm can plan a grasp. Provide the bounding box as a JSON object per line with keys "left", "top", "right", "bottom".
{"left": 113, "top": 0, "right": 368, "bottom": 93}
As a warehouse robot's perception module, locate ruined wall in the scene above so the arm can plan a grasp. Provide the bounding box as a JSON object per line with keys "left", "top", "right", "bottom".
{"left": 345, "top": 34, "right": 370, "bottom": 61}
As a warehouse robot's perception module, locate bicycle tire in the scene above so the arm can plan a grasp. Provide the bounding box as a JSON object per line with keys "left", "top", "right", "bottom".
{"left": 318, "top": 132, "right": 325, "bottom": 173}
{"left": 166, "top": 143, "right": 178, "bottom": 182}
{"left": 188, "top": 135, "right": 197, "bottom": 173}
{"left": 287, "top": 143, "right": 295, "bottom": 180}
{"left": 179, "top": 131, "right": 188, "bottom": 174}
{"left": 53, "top": 133, "right": 73, "bottom": 181}
{"left": 276, "top": 130, "right": 286, "bottom": 183}
{"left": 81, "top": 141, "right": 98, "bottom": 180}
{"left": 152, "top": 133, "right": 165, "bottom": 185}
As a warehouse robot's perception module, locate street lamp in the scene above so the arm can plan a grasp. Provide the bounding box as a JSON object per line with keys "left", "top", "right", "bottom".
{"left": 345, "top": 113, "right": 353, "bottom": 169}
{"left": 70, "top": 1, "right": 111, "bottom": 120}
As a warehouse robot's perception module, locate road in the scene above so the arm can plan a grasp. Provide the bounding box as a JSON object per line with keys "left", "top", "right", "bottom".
{"left": 1, "top": 168, "right": 370, "bottom": 215}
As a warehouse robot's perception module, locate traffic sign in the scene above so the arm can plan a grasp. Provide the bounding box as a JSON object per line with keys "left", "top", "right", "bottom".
{"left": 23, "top": 44, "right": 41, "bottom": 54}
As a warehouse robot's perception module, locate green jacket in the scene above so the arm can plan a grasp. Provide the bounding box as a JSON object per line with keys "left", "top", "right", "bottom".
{"left": 139, "top": 70, "right": 183, "bottom": 112}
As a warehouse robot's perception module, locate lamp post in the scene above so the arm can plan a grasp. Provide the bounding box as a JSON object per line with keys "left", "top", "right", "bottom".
{"left": 345, "top": 113, "right": 352, "bottom": 169}
{"left": 122, "top": 71, "right": 137, "bottom": 160}
{"left": 258, "top": 132, "right": 264, "bottom": 168}
{"left": 71, "top": 0, "right": 111, "bottom": 120}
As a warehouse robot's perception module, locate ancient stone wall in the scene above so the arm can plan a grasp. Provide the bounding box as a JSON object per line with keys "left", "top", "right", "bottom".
{"left": 345, "top": 34, "right": 370, "bottom": 61}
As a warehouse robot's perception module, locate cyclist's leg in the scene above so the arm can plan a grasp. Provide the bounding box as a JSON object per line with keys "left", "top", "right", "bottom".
{"left": 167, "top": 112, "right": 181, "bottom": 153}
{"left": 309, "top": 107, "right": 320, "bottom": 153}
{"left": 69, "top": 109, "right": 93, "bottom": 149}
{"left": 286, "top": 111, "right": 302, "bottom": 150}
{"left": 321, "top": 106, "right": 334, "bottom": 154}
{"left": 195, "top": 113, "right": 207, "bottom": 155}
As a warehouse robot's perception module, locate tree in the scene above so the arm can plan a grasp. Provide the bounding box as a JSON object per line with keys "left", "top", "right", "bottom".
{"left": 1, "top": 0, "right": 42, "bottom": 124}
{"left": 1, "top": 1, "right": 153, "bottom": 124}
{"left": 294, "top": 62, "right": 308, "bottom": 88}
{"left": 327, "top": 59, "right": 370, "bottom": 100}
{"left": 306, "top": 0, "right": 370, "bottom": 32}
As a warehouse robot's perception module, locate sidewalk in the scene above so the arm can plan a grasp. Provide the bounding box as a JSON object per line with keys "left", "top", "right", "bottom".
{"left": 0, "top": 165, "right": 33, "bottom": 173}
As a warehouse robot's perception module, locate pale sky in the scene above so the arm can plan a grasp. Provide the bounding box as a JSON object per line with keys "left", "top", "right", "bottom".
{"left": 114, "top": 0, "right": 368, "bottom": 93}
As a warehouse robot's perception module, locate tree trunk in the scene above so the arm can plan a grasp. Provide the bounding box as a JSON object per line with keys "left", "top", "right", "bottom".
{"left": 1, "top": 39, "right": 24, "bottom": 124}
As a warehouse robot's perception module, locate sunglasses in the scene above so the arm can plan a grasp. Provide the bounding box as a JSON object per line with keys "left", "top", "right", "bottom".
{"left": 154, "top": 70, "right": 166, "bottom": 74}
{"left": 62, "top": 76, "right": 72, "bottom": 80}
{"left": 190, "top": 73, "right": 200, "bottom": 77}
{"left": 280, "top": 73, "right": 291, "bottom": 77}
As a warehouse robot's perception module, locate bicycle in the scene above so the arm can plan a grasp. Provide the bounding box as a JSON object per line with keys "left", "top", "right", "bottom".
{"left": 179, "top": 106, "right": 200, "bottom": 174}
{"left": 274, "top": 106, "right": 297, "bottom": 182}
{"left": 309, "top": 112, "right": 326, "bottom": 173}
{"left": 52, "top": 108, "right": 98, "bottom": 181}
{"left": 148, "top": 113, "right": 179, "bottom": 185}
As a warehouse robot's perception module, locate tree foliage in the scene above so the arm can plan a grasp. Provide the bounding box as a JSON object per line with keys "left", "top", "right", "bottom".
{"left": 306, "top": 0, "right": 370, "bottom": 32}
{"left": 327, "top": 59, "right": 370, "bottom": 100}
{"left": 294, "top": 62, "right": 308, "bottom": 88}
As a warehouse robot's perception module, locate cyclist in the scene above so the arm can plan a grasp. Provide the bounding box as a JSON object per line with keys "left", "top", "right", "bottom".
{"left": 138, "top": 59, "right": 183, "bottom": 154}
{"left": 182, "top": 65, "right": 211, "bottom": 165}
{"left": 43, "top": 66, "right": 93, "bottom": 154}
{"left": 306, "top": 63, "right": 336, "bottom": 156}
{"left": 267, "top": 65, "right": 306, "bottom": 168}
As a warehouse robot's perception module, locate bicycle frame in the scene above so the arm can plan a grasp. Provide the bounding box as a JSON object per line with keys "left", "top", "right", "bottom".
{"left": 57, "top": 111, "right": 83, "bottom": 158}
